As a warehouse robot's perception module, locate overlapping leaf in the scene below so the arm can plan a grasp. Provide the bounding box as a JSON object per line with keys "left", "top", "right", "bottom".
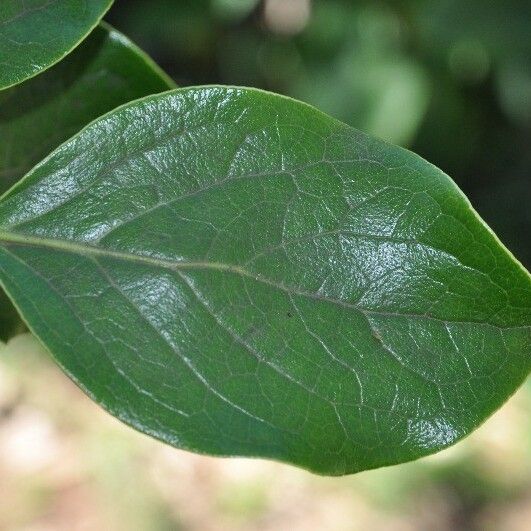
{"left": 0, "top": 87, "right": 528, "bottom": 474}
{"left": 0, "top": 0, "right": 113, "bottom": 89}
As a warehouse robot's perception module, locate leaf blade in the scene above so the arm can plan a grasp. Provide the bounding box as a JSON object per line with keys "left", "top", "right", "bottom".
{"left": 0, "top": 0, "right": 113, "bottom": 89}
{"left": 0, "top": 87, "right": 528, "bottom": 474}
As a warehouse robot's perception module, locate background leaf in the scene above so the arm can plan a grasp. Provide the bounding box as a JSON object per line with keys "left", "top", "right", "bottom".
{"left": 0, "top": 22, "right": 175, "bottom": 340}
{"left": 0, "top": 0, "right": 113, "bottom": 89}
{"left": 0, "top": 87, "right": 528, "bottom": 475}
{"left": 0, "top": 22, "right": 175, "bottom": 193}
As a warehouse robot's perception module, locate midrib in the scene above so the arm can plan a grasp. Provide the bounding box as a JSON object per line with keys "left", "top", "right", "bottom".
{"left": 0, "top": 228, "right": 365, "bottom": 312}
{"left": 0, "top": 229, "right": 247, "bottom": 274}
{"left": 0, "top": 228, "right": 517, "bottom": 329}
{"left": 0, "top": 229, "right": 388, "bottom": 319}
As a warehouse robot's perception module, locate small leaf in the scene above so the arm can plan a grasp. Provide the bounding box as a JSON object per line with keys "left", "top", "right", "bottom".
{"left": 0, "top": 22, "right": 175, "bottom": 193}
{"left": 0, "top": 87, "right": 528, "bottom": 474}
{"left": 0, "top": 22, "right": 174, "bottom": 340}
{"left": 0, "top": 0, "right": 113, "bottom": 89}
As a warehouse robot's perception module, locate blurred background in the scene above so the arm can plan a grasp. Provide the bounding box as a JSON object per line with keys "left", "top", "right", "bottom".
{"left": 1, "top": 1, "right": 530, "bottom": 530}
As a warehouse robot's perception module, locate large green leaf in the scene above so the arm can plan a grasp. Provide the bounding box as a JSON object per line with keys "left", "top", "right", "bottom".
{"left": 0, "top": 22, "right": 175, "bottom": 340}
{"left": 0, "top": 87, "right": 528, "bottom": 474}
{"left": 0, "top": 0, "right": 113, "bottom": 89}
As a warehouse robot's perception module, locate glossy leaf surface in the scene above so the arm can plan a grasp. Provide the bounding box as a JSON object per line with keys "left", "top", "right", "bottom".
{"left": 0, "top": 22, "right": 174, "bottom": 340}
{"left": 0, "top": 87, "right": 528, "bottom": 474}
{"left": 0, "top": 0, "right": 113, "bottom": 89}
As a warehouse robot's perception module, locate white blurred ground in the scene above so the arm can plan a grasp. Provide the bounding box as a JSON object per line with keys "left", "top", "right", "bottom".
{"left": 1, "top": 334, "right": 530, "bottom": 531}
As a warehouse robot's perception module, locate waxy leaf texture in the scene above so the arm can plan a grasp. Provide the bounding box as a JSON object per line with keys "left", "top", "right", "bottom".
{"left": 0, "top": 0, "right": 113, "bottom": 89}
{"left": 0, "top": 87, "right": 529, "bottom": 474}
{"left": 0, "top": 22, "right": 174, "bottom": 340}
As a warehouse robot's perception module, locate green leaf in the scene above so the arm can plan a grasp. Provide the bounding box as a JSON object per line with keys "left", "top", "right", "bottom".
{"left": 0, "top": 0, "right": 113, "bottom": 90}
{"left": 0, "top": 87, "right": 528, "bottom": 475}
{"left": 0, "top": 22, "right": 175, "bottom": 340}
{"left": 0, "top": 22, "right": 175, "bottom": 193}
